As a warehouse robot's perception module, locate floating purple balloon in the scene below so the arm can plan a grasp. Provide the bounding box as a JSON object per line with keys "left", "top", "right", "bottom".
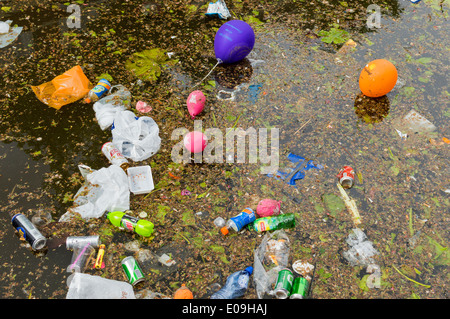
{"left": 214, "top": 20, "right": 255, "bottom": 64}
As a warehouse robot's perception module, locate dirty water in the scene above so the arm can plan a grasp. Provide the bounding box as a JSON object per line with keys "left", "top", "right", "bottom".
{"left": 0, "top": 0, "right": 449, "bottom": 299}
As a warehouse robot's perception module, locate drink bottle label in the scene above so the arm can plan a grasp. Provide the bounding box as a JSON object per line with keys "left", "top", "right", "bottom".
{"left": 229, "top": 208, "right": 256, "bottom": 231}
{"left": 238, "top": 276, "right": 249, "bottom": 288}
{"left": 90, "top": 79, "right": 111, "bottom": 99}
{"left": 120, "top": 215, "right": 139, "bottom": 232}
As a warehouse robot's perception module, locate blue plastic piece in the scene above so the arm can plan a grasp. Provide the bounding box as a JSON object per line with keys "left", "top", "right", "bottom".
{"left": 210, "top": 267, "right": 253, "bottom": 299}
{"left": 267, "top": 153, "right": 323, "bottom": 186}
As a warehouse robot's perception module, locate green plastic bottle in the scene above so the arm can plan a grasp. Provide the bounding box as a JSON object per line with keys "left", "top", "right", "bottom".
{"left": 107, "top": 211, "right": 154, "bottom": 237}
{"left": 247, "top": 213, "right": 295, "bottom": 232}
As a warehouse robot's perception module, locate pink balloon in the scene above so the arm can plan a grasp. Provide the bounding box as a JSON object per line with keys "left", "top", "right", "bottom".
{"left": 183, "top": 131, "right": 208, "bottom": 153}
{"left": 256, "top": 199, "right": 281, "bottom": 217}
{"left": 186, "top": 90, "right": 205, "bottom": 119}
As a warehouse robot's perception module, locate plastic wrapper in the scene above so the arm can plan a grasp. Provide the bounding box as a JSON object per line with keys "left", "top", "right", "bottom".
{"left": 93, "top": 85, "right": 131, "bottom": 130}
{"left": 111, "top": 110, "right": 161, "bottom": 162}
{"left": 31, "top": 65, "right": 93, "bottom": 110}
{"left": 66, "top": 273, "right": 135, "bottom": 299}
{"left": 253, "top": 230, "right": 290, "bottom": 299}
{"left": 343, "top": 228, "right": 378, "bottom": 267}
{"left": 59, "top": 164, "right": 130, "bottom": 221}
{"left": 0, "top": 20, "right": 23, "bottom": 48}
{"left": 205, "top": 0, "right": 231, "bottom": 19}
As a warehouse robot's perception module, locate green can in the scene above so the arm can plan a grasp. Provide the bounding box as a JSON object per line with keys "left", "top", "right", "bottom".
{"left": 274, "top": 268, "right": 294, "bottom": 299}
{"left": 121, "top": 256, "right": 145, "bottom": 286}
{"left": 290, "top": 276, "right": 309, "bottom": 299}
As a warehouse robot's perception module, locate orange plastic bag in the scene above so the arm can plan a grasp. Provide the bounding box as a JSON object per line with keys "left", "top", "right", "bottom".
{"left": 31, "top": 65, "right": 93, "bottom": 110}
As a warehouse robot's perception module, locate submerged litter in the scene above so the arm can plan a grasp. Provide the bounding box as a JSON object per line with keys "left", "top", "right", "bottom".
{"left": 343, "top": 228, "right": 378, "bottom": 267}
{"left": 0, "top": 20, "right": 23, "bottom": 48}
{"left": 400, "top": 109, "right": 437, "bottom": 133}
{"left": 268, "top": 153, "right": 323, "bottom": 186}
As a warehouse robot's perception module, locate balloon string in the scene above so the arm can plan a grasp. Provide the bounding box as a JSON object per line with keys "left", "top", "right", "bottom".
{"left": 190, "top": 59, "right": 222, "bottom": 90}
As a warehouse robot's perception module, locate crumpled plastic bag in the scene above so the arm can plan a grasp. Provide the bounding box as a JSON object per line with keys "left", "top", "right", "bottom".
{"left": 93, "top": 85, "right": 131, "bottom": 130}
{"left": 112, "top": 110, "right": 161, "bottom": 162}
{"left": 59, "top": 164, "right": 129, "bottom": 221}
{"left": 253, "top": 230, "right": 290, "bottom": 299}
{"left": 0, "top": 20, "right": 23, "bottom": 48}
{"left": 205, "top": 0, "right": 231, "bottom": 19}
{"left": 66, "top": 273, "right": 136, "bottom": 299}
{"left": 343, "top": 228, "right": 378, "bottom": 267}
{"left": 31, "top": 65, "right": 93, "bottom": 110}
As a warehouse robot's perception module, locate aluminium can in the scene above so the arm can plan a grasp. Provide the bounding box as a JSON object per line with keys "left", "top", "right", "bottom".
{"left": 11, "top": 214, "right": 47, "bottom": 251}
{"left": 290, "top": 276, "right": 309, "bottom": 299}
{"left": 101, "top": 141, "right": 130, "bottom": 171}
{"left": 121, "top": 256, "right": 145, "bottom": 286}
{"left": 274, "top": 268, "right": 294, "bottom": 299}
{"left": 66, "top": 235, "right": 101, "bottom": 250}
{"left": 337, "top": 165, "right": 355, "bottom": 189}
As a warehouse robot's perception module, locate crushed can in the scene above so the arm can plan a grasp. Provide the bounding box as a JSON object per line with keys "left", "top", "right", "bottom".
{"left": 121, "top": 256, "right": 145, "bottom": 286}
{"left": 102, "top": 141, "right": 130, "bottom": 172}
{"left": 337, "top": 165, "right": 355, "bottom": 189}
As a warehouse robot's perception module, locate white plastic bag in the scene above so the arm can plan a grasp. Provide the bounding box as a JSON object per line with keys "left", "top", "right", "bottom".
{"left": 343, "top": 228, "right": 378, "bottom": 267}
{"left": 0, "top": 20, "right": 23, "bottom": 48}
{"left": 59, "top": 165, "right": 130, "bottom": 221}
{"left": 112, "top": 110, "right": 161, "bottom": 162}
{"left": 253, "top": 230, "right": 290, "bottom": 299}
{"left": 66, "top": 273, "right": 136, "bottom": 299}
{"left": 93, "top": 85, "right": 131, "bottom": 130}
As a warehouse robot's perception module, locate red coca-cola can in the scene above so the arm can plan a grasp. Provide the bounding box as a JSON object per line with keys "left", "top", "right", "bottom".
{"left": 102, "top": 142, "right": 130, "bottom": 172}
{"left": 337, "top": 166, "right": 355, "bottom": 189}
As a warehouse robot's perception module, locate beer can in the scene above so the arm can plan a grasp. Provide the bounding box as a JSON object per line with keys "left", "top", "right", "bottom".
{"left": 66, "top": 235, "right": 101, "bottom": 250}
{"left": 274, "top": 268, "right": 294, "bottom": 299}
{"left": 121, "top": 256, "right": 145, "bottom": 286}
{"left": 101, "top": 141, "right": 130, "bottom": 172}
{"left": 337, "top": 165, "right": 355, "bottom": 189}
{"left": 290, "top": 276, "right": 309, "bottom": 299}
{"left": 11, "top": 214, "right": 47, "bottom": 251}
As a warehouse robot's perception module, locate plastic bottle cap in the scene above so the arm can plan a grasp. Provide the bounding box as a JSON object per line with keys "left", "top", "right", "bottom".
{"left": 220, "top": 226, "right": 229, "bottom": 235}
{"left": 244, "top": 266, "right": 253, "bottom": 275}
{"left": 84, "top": 98, "right": 91, "bottom": 103}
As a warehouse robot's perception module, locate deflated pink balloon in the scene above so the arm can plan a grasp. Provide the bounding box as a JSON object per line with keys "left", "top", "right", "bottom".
{"left": 186, "top": 90, "right": 206, "bottom": 119}
{"left": 256, "top": 199, "right": 281, "bottom": 217}
{"left": 183, "top": 131, "right": 208, "bottom": 153}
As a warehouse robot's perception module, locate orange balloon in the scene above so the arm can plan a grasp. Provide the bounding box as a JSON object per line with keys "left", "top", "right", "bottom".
{"left": 359, "top": 59, "right": 398, "bottom": 98}
{"left": 174, "top": 284, "right": 193, "bottom": 299}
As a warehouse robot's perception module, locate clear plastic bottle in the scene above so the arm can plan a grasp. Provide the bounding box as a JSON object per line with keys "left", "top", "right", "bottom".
{"left": 220, "top": 208, "right": 255, "bottom": 235}
{"left": 210, "top": 266, "right": 253, "bottom": 299}
{"left": 84, "top": 79, "right": 111, "bottom": 103}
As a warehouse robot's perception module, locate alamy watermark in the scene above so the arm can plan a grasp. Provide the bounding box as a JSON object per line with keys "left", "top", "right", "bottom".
{"left": 66, "top": 4, "right": 81, "bottom": 29}
{"left": 171, "top": 120, "right": 280, "bottom": 175}
{"left": 367, "top": 4, "right": 381, "bottom": 29}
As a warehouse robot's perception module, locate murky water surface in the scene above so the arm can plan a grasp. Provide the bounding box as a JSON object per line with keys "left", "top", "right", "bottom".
{"left": 0, "top": 0, "right": 448, "bottom": 299}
